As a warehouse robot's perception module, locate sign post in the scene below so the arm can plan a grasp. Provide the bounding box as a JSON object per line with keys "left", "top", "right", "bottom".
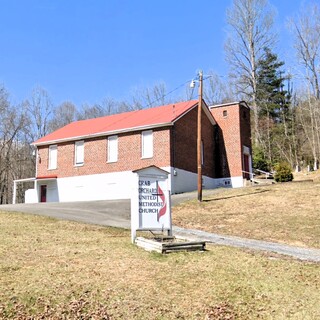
{"left": 131, "top": 166, "right": 172, "bottom": 243}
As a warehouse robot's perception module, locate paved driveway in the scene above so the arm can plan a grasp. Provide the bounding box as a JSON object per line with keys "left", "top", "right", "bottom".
{"left": 0, "top": 190, "right": 208, "bottom": 229}
{"left": 0, "top": 199, "right": 132, "bottom": 229}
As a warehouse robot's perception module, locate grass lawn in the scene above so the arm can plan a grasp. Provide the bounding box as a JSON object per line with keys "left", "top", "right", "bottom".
{"left": 173, "top": 180, "right": 320, "bottom": 249}
{"left": 0, "top": 211, "right": 319, "bottom": 319}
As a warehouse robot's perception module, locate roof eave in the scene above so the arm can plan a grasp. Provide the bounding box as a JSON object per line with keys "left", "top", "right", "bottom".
{"left": 171, "top": 101, "right": 216, "bottom": 126}
{"left": 202, "top": 100, "right": 216, "bottom": 125}
{"left": 209, "top": 100, "right": 250, "bottom": 109}
{"left": 32, "top": 122, "right": 174, "bottom": 147}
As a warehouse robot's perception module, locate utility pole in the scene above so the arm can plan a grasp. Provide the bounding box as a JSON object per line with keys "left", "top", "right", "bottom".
{"left": 197, "top": 70, "right": 203, "bottom": 202}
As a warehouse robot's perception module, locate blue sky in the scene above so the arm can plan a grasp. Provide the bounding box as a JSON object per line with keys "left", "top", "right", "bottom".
{"left": 0, "top": 0, "right": 306, "bottom": 107}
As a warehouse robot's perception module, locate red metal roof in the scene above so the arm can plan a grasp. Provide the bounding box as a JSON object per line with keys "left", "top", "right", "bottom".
{"left": 33, "top": 100, "right": 198, "bottom": 145}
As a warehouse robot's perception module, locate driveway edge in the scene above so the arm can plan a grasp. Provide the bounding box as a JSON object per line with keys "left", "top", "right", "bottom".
{"left": 173, "top": 226, "right": 320, "bottom": 263}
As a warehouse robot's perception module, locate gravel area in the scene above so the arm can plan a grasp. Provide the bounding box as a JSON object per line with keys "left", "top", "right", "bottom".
{"left": 173, "top": 226, "right": 320, "bottom": 263}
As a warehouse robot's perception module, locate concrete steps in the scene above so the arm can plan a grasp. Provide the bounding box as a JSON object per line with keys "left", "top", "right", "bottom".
{"left": 250, "top": 177, "right": 275, "bottom": 185}
{"left": 243, "top": 177, "right": 275, "bottom": 186}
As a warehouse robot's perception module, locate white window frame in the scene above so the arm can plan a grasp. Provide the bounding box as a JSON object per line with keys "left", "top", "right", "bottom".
{"left": 141, "top": 130, "right": 153, "bottom": 159}
{"left": 74, "top": 140, "right": 84, "bottom": 166}
{"left": 48, "top": 145, "right": 57, "bottom": 170}
{"left": 107, "top": 135, "right": 118, "bottom": 163}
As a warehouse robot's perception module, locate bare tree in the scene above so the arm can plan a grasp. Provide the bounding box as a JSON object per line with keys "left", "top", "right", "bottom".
{"left": 0, "top": 86, "right": 44, "bottom": 203}
{"left": 78, "top": 103, "right": 107, "bottom": 120}
{"left": 290, "top": 3, "right": 320, "bottom": 100}
{"left": 289, "top": 3, "right": 320, "bottom": 169}
{"left": 225, "top": 0, "right": 276, "bottom": 144}
{"left": 203, "top": 71, "right": 236, "bottom": 106}
{"left": 183, "top": 71, "right": 235, "bottom": 105}
{"left": 296, "top": 95, "right": 320, "bottom": 170}
{"left": 25, "top": 87, "right": 54, "bottom": 142}
{"left": 100, "top": 97, "right": 119, "bottom": 115}
{"left": 48, "top": 101, "right": 78, "bottom": 131}
{"left": 125, "top": 82, "right": 169, "bottom": 110}
{"left": 0, "top": 87, "right": 27, "bottom": 203}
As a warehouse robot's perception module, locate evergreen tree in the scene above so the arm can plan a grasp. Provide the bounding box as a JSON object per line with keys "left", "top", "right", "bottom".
{"left": 256, "top": 47, "right": 289, "bottom": 121}
{"left": 255, "top": 47, "right": 293, "bottom": 169}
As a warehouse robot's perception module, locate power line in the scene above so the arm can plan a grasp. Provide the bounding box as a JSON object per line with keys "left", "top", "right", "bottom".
{"left": 143, "top": 79, "right": 194, "bottom": 109}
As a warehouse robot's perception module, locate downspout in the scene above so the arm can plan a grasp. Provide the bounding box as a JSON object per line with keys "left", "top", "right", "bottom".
{"left": 35, "top": 146, "right": 39, "bottom": 178}
{"left": 12, "top": 181, "right": 17, "bottom": 204}
{"left": 35, "top": 147, "right": 39, "bottom": 202}
{"left": 171, "top": 126, "right": 177, "bottom": 193}
{"left": 172, "top": 126, "right": 176, "bottom": 170}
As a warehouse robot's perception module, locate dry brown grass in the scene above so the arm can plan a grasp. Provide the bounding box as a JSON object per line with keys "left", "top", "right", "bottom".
{"left": 173, "top": 181, "right": 320, "bottom": 249}
{"left": 0, "top": 211, "right": 320, "bottom": 319}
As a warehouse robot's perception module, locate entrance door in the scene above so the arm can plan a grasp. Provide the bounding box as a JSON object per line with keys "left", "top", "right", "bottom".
{"left": 243, "top": 154, "right": 250, "bottom": 179}
{"left": 40, "top": 185, "right": 47, "bottom": 202}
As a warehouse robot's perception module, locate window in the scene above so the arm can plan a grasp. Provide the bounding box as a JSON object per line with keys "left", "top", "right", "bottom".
{"left": 107, "top": 135, "right": 118, "bottom": 162}
{"left": 75, "top": 141, "right": 84, "bottom": 166}
{"left": 223, "top": 110, "right": 228, "bottom": 117}
{"left": 141, "top": 130, "right": 153, "bottom": 158}
{"left": 48, "top": 145, "right": 57, "bottom": 170}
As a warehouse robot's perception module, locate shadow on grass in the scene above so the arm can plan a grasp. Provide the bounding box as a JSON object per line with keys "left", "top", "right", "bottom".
{"left": 203, "top": 189, "right": 271, "bottom": 202}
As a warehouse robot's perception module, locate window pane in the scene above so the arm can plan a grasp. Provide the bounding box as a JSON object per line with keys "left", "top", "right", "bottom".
{"left": 48, "top": 145, "right": 57, "bottom": 169}
{"left": 108, "top": 135, "right": 118, "bottom": 162}
{"left": 75, "top": 141, "right": 84, "bottom": 165}
{"left": 142, "top": 130, "right": 153, "bottom": 158}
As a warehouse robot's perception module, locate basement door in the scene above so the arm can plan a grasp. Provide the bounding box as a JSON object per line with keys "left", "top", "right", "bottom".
{"left": 40, "top": 185, "right": 47, "bottom": 202}
{"left": 243, "top": 154, "right": 250, "bottom": 179}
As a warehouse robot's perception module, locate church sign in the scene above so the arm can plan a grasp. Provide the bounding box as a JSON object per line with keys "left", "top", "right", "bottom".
{"left": 131, "top": 166, "right": 172, "bottom": 243}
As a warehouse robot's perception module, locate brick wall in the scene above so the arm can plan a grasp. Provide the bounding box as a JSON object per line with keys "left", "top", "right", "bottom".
{"left": 210, "top": 103, "right": 250, "bottom": 177}
{"left": 36, "top": 105, "right": 217, "bottom": 180}
{"left": 36, "top": 103, "right": 251, "bottom": 182}
{"left": 37, "top": 128, "right": 171, "bottom": 178}
{"left": 173, "top": 105, "right": 216, "bottom": 178}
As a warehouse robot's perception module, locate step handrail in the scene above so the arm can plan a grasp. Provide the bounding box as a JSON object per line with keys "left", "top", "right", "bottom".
{"left": 254, "top": 168, "right": 274, "bottom": 179}
{"left": 242, "top": 170, "right": 254, "bottom": 180}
